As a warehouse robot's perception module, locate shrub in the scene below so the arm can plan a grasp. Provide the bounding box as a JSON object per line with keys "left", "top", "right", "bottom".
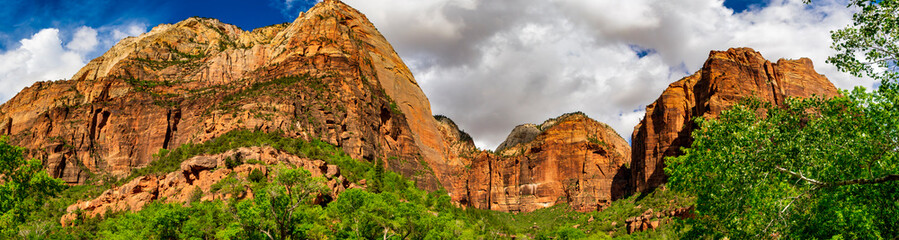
{"left": 248, "top": 169, "right": 265, "bottom": 183}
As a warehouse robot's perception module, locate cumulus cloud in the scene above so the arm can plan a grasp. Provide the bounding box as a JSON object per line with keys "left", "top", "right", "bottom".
{"left": 0, "top": 23, "right": 147, "bottom": 103}
{"left": 345, "top": 0, "right": 871, "bottom": 149}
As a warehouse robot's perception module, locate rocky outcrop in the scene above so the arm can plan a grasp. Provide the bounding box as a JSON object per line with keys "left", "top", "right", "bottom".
{"left": 494, "top": 124, "right": 540, "bottom": 153}
{"left": 629, "top": 48, "right": 840, "bottom": 193}
{"left": 452, "top": 113, "right": 631, "bottom": 212}
{"left": 60, "top": 146, "right": 362, "bottom": 225}
{"left": 625, "top": 206, "right": 694, "bottom": 233}
{"left": 430, "top": 115, "right": 477, "bottom": 197}
{"left": 0, "top": 0, "right": 448, "bottom": 188}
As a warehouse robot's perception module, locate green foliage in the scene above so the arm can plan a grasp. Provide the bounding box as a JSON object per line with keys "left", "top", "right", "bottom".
{"left": 327, "top": 189, "right": 447, "bottom": 239}
{"left": 124, "top": 78, "right": 175, "bottom": 92}
{"left": 0, "top": 136, "right": 65, "bottom": 236}
{"left": 588, "top": 137, "right": 609, "bottom": 148}
{"left": 829, "top": 0, "right": 899, "bottom": 82}
{"left": 225, "top": 155, "right": 243, "bottom": 169}
{"left": 389, "top": 100, "right": 401, "bottom": 115}
{"left": 213, "top": 166, "right": 330, "bottom": 240}
{"left": 248, "top": 169, "right": 265, "bottom": 183}
{"left": 16, "top": 128, "right": 693, "bottom": 239}
{"left": 95, "top": 201, "right": 232, "bottom": 240}
{"left": 667, "top": 87, "right": 899, "bottom": 239}
{"left": 217, "top": 75, "right": 317, "bottom": 112}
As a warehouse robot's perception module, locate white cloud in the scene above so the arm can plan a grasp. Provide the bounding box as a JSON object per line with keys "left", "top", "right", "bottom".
{"left": 66, "top": 27, "right": 99, "bottom": 54}
{"left": 0, "top": 23, "right": 147, "bottom": 103}
{"left": 345, "top": 0, "right": 870, "bottom": 149}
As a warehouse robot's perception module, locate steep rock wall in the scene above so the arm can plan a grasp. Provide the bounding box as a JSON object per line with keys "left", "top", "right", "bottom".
{"left": 629, "top": 48, "right": 840, "bottom": 193}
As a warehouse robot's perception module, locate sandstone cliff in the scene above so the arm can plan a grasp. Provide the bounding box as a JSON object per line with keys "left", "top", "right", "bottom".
{"left": 629, "top": 48, "right": 840, "bottom": 193}
{"left": 0, "top": 0, "right": 448, "bottom": 189}
{"left": 451, "top": 113, "right": 631, "bottom": 212}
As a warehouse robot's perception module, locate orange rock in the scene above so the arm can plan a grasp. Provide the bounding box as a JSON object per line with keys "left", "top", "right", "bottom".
{"left": 0, "top": 0, "right": 447, "bottom": 188}
{"left": 630, "top": 48, "right": 840, "bottom": 193}
{"left": 60, "top": 146, "right": 352, "bottom": 226}
{"left": 649, "top": 220, "right": 660, "bottom": 230}
{"left": 452, "top": 113, "right": 631, "bottom": 212}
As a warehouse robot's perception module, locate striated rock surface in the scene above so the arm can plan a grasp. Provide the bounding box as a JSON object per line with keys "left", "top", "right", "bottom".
{"left": 452, "top": 113, "right": 631, "bottom": 212}
{"left": 629, "top": 48, "right": 840, "bottom": 193}
{"left": 431, "top": 115, "right": 478, "bottom": 198}
{"left": 60, "top": 146, "right": 362, "bottom": 225}
{"left": 0, "top": 0, "right": 448, "bottom": 188}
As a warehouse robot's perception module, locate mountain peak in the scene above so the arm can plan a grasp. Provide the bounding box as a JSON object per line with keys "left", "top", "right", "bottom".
{"left": 1, "top": 1, "right": 447, "bottom": 189}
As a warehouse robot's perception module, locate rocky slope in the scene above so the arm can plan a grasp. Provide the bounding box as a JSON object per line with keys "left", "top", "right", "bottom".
{"left": 0, "top": 0, "right": 449, "bottom": 189}
{"left": 451, "top": 113, "right": 631, "bottom": 212}
{"left": 60, "top": 146, "right": 363, "bottom": 225}
{"left": 629, "top": 48, "right": 840, "bottom": 193}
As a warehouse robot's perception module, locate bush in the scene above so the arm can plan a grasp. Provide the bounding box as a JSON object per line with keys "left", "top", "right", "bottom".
{"left": 248, "top": 169, "right": 265, "bottom": 183}
{"left": 224, "top": 155, "right": 243, "bottom": 169}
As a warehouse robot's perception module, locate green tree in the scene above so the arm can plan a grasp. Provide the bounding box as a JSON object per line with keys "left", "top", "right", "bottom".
{"left": 667, "top": 1, "right": 899, "bottom": 238}
{"left": 667, "top": 93, "right": 899, "bottom": 239}
{"left": 0, "top": 136, "right": 65, "bottom": 236}
{"left": 221, "top": 165, "right": 328, "bottom": 240}
{"left": 326, "top": 188, "right": 457, "bottom": 240}
{"left": 829, "top": 0, "right": 899, "bottom": 82}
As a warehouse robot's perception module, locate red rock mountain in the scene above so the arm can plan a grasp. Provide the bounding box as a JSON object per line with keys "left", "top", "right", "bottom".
{"left": 449, "top": 113, "right": 631, "bottom": 212}
{"left": 0, "top": 0, "right": 450, "bottom": 189}
{"left": 0, "top": 0, "right": 842, "bottom": 216}
{"left": 629, "top": 48, "right": 840, "bottom": 193}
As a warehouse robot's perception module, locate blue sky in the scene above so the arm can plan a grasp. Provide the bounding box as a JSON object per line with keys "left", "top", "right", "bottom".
{"left": 1, "top": 0, "right": 764, "bottom": 53}
{"left": 0, "top": 0, "right": 318, "bottom": 52}
{"left": 724, "top": 0, "right": 770, "bottom": 12}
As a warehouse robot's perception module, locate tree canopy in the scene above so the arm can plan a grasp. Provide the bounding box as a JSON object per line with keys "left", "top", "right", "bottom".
{"left": 667, "top": 92, "right": 899, "bottom": 239}
{"left": 0, "top": 136, "right": 65, "bottom": 236}
{"left": 667, "top": 1, "right": 899, "bottom": 238}
{"left": 830, "top": 0, "right": 899, "bottom": 82}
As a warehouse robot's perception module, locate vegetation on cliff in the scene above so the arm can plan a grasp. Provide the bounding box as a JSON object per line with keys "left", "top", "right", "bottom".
{"left": 0, "top": 130, "right": 688, "bottom": 239}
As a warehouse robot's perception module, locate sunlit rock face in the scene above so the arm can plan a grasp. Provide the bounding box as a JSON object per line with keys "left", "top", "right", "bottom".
{"left": 451, "top": 113, "right": 632, "bottom": 213}
{"left": 0, "top": 0, "right": 448, "bottom": 188}
{"left": 629, "top": 47, "right": 840, "bottom": 193}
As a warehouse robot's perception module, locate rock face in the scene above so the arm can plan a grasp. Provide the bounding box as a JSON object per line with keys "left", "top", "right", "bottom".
{"left": 431, "top": 115, "right": 478, "bottom": 196}
{"left": 60, "top": 146, "right": 361, "bottom": 225}
{"left": 0, "top": 0, "right": 448, "bottom": 188}
{"left": 629, "top": 48, "right": 840, "bottom": 193}
{"left": 452, "top": 113, "right": 631, "bottom": 212}
{"left": 494, "top": 124, "right": 540, "bottom": 153}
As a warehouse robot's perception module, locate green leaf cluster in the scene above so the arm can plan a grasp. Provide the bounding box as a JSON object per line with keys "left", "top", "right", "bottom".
{"left": 829, "top": 0, "right": 899, "bottom": 82}
{"left": 667, "top": 86, "right": 899, "bottom": 239}
{"left": 0, "top": 136, "right": 65, "bottom": 236}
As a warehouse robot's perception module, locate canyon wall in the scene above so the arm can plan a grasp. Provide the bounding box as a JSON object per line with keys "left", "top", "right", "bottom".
{"left": 629, "top": 48, "right": 840, "bottom": 193}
